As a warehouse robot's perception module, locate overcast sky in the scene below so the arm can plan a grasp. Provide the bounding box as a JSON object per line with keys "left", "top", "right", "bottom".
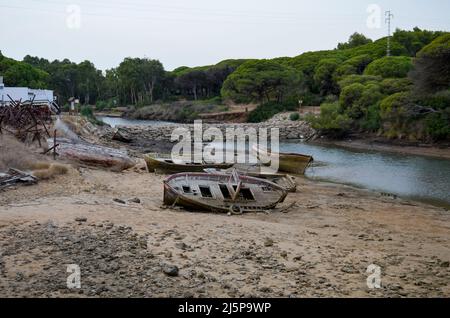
{"left": 1, "top": 0, "right": 449, "bottom": 71}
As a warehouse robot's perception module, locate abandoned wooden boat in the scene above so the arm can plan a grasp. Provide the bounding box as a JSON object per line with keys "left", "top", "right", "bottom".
{"left": 163, "top": 171, "right": 287, "bottom": 213}
{"left": 204, "top": 167, "right": 297, "bottom": 193}
{"left": 252, "top": 145, "right": 313, "bottom": 175}
{"left": 144, "top": 153, "right": 234, "bottom": 174}
{"left": 47, "top": 138, "right": 135, "bottom": 170}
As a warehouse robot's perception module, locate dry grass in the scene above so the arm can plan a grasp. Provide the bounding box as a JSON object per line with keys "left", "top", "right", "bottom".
{"left": 32, "top": 163, "right": 70, "bottom": 180}
{"left": 0, "top": 135, "right": 40, "bottom": 171}
{"left": 1, "top": 134, "right": 70, "bottom": 180}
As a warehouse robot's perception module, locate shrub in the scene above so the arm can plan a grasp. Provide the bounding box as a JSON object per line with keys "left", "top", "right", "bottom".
{"left": 289, "top": 113, "right": 300, "bottom": 121}
{"left": 364, "top": 56, "right": 413, "bottom": 78}
{"left": 415, "top": 89, "right": 450, "bottom": 110}
{"left": 339, "top": 83, "right": 364, "bottom": 111}
{"left": 425, "top": 111, "right": 450, "bottom": 141}
{"left": 81, "top": 106, "right": 104, "bottom": 126}
{"left": 379, "top": 92, "right": 412, "bottom": 120}
{"left": 247, "top": 101, "right": 298, "bottom": 123}
{"left": 338, "top": 74, "right": 382, "bottom": 89}
{"left": 334, "top": 54, "right": 373, "bottom": 78}
{"left": 360, "top": 103, "right": 382, "bottom": 131}
{"left": 411, "top": 34, "right": 450, "bottom": 93}
{"left": 306, "top": 102, "right": 352, "bottom": 137}
{"left": 380, "top": 78, "right": 413, "bottom": 95}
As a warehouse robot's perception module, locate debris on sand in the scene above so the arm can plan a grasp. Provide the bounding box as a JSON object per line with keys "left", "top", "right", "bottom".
{"left": 0, "top": 168, "right": 37, "bottom": 189}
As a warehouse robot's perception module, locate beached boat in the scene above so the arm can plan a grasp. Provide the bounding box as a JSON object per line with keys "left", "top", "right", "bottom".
{"left": 144, "top": 153, "right": 234, "bottom": 174}
{"left": 252, "top": 145, "right": 313, "bottom": 175}
{"left": 204, "top": 167, "right": 297, "bottom": 193}
{"left": 163, "top": 171, "right": 287, "bottom": 213}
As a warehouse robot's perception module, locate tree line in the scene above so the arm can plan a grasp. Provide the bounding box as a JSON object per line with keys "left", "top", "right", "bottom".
{"left": 0, "top": 27, "right": 448, "bottom": 142}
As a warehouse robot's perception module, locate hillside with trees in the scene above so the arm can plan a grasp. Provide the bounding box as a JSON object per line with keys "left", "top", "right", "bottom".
{"left": 0, "top": 27, "right": 448, "bottom": 142}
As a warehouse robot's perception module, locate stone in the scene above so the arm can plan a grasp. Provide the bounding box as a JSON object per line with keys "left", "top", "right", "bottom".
{"left": 129, "top": 197, "right": 141, "bottom": 204}
{"left": 162, "top": 264, "right": 179, "bottom": 277}
{"left": 113, "top": 198, "right": 126, "bottom": 204}
{"left": 75, "top": 217, "right": 87, "bottom": 223}
{"left": 440, "top": 261, "right": 449, "bottom": 268}
{"left": 264, "top": 238, "right": 274, "bottom": 247}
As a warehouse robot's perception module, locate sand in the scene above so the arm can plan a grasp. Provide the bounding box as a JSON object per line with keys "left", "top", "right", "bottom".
{"left": 0, "top": 164, "right": 449, "bottom": 298}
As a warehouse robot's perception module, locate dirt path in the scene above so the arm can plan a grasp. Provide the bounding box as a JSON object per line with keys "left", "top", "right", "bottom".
{"left": 0, "top": 167, "right": 449, "bottom": 297}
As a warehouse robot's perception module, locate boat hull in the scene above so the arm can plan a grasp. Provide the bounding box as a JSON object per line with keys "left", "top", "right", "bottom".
{"left": 163, "top": 172, "right": 287, "bottom": 213}
{"left": 144, "top": 154, "right": 234, "bottom": 174}
{"left": 252, "top": 145, "right": 313, "bottom": 175}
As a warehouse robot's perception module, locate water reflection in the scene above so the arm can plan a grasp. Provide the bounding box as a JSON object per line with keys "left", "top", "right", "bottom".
{"left": 281, "top": 141, "right": 450, "bottom": 206}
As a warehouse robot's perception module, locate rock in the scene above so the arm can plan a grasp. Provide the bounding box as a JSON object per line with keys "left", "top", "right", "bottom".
{"left": 75, "top": 217, "right": 87, "bottom": 223}
{"left": 440, "top": 261, "right": 449, "bottom": 268}
{"left": 129, "top": 197, "right": 141, "bottom": 204}
{"left": 113, "top": 198, "right": 126, "bottom": 204}
{"left": 162, "top": 264, "right": 179, "bottom": 277}
{"left": 264, "top": 238, "right": 274, "bottom": 247}
{"left": 112, "top": 129, "right": 132, "bottom": 143}
{"left": 175, "top": 242, "right": 189, "bottom": 250}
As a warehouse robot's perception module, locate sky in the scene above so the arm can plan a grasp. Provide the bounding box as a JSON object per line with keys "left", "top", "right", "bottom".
{"left": 0, "top": 0, "right": 449, "bottom": 71}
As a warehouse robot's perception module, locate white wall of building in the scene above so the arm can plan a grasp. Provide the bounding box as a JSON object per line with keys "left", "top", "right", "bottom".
{"left": 0, "top": 86, "right": 54, "bottom": 105}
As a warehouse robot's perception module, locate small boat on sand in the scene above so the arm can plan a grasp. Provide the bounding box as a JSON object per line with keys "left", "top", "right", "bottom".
{"left": 144, "top": 153, "right": 234, "bottom": 174}
{"left": 163, "top": 171, "right": 287, "bottom": 213}
{"left": 252, "top": 145, "right": 313, "bottom": 175}
{"left": 204, "top": 167, "right": 297, "bottom": 193}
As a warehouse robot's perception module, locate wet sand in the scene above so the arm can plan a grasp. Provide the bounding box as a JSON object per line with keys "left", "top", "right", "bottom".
{"left": 0, "top": 165, "right": 449, "bottom": 297}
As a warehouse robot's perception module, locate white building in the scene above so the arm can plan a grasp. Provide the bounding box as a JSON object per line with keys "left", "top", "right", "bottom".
{"left": 0, "top": 76, "right": 55, "bottom": 107}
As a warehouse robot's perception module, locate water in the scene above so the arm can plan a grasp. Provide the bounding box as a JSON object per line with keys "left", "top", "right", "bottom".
{"left": 280, "top": 141, "right": 450, "bottom": 207}
{"left": 97, "top": 116, "right": 175, "bottom": 128}
{"left": 94, "top": 117, "right": 450, "bottom": 206}
{"left": 54, "top": 116, "right": 80, "bottom": 141}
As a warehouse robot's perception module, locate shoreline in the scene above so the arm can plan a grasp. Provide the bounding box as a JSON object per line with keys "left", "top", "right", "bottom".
{"left": 312, "top": 138, "right": 450, "bottom": 160}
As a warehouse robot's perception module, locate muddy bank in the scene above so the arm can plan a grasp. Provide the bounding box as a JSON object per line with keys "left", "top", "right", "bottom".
{"left": 0, "top": 167, "right": 449, "bottom": 297}
{"left": 314, "top": 137, "right": 450, "bottom": 160}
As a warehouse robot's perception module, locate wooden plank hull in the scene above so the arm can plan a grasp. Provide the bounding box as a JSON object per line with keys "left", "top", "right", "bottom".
{"left": 163, "top": 172, "right": 287, "bottom": 213}
{"left": 144, "top": 154, "right": 234, "bottom": 174}
{"left": 204, "top": 167, "right": 297, "bottom": 193}
{"left": 252, "top": 145, "right": 313, "bottom": 175}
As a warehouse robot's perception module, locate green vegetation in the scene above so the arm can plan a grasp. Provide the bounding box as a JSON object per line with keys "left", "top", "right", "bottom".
{"left": 304, "top": 30, "right": 449, "bottom": 142}
{"left": 306, "top": 103, "right": 352, "bottom": 137}
{"left": 1, "top": 27, "right": 448, "bottom": 142}
{"left": 364, "top": 56, "right": 413, "bottom": 78}
{"left": 247, "top": 101, "right": 298, "bottom": 123}
{"left": 290, "top": 113, "right": 301, "bottom": 121}
{"left": 129, "top": 100, "right": 228, "bottom": 123}
{"left": 0, "top": 51, "right": 48, "bottom": 88}
{"left": 337, "top": 32, "right": 373, "bottom": 50}
{"left": 221, "top": 59, "right": 301, "bottom": 103}
{"left": 80, "top": 106, "right": 104, "bottom": 126}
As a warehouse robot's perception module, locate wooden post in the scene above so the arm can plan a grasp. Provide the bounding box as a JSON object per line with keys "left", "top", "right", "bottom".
{"left": 53, "top": 129, "right": 57, "bottom": 160}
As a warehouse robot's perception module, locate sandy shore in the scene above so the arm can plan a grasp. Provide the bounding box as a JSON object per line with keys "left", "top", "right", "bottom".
{"left": 0, "top": 165, "right": 449, "bottom": 298}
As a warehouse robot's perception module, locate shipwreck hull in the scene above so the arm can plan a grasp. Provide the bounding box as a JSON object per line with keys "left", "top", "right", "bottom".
{"left": 163, "top": 172, "right": 287, "bottom": 213}
{"left": 144, "top": 154, "right": 234, "bottom": 174}
{"left": 253, "top": 145, "right": 313, "bottom": 175}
